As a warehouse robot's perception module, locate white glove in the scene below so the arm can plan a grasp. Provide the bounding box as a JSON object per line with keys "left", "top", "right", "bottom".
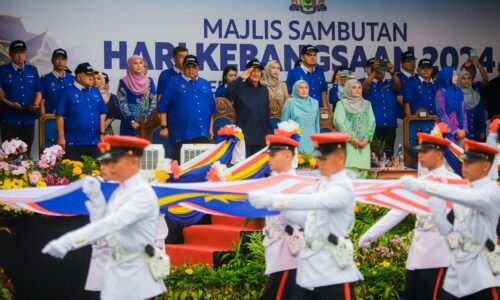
{"left": 358, "top": 234, "right": 373, "bottom": 248}
{"left": 401, "top": 175, "right": 426, "bottom": 192}
{"left": 82, "top": 176, "right": 103, "bottom": 200}
{"left": 42, "top": 235, "right": 73, "bottom": 259}
{"left": 248, "top": 191, "right": 274, "bottom": 209}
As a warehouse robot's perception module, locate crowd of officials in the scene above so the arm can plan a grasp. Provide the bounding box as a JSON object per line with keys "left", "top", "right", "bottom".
{"left": 1, "top": 40, "right": 500, "bottom": 167}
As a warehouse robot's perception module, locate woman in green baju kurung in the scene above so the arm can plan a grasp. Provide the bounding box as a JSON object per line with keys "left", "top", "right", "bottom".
{"left": 334, "top": 79, "right": 375, "bottom": 176}
{"left": 281, "top": 80, "right": 319, "bottom": 154}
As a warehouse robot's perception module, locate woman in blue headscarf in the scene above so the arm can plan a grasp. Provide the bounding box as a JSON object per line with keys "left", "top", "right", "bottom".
{"left": 281, "top": 80, "right": 319, "bottom": 154}
{"left": 435, "top": 67, "right": 467, "bottom": 144}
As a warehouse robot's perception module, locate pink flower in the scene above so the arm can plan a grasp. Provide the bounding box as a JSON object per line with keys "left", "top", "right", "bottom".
{"left": 29, "top": 171, "right": 42, "bottom": 185}
{"left": 2, "top": 141, "right": 16, "bottom": 155}
{"left": 12, "top": 166, "right": 27, "bottom": 175}
{"left": 0, "top": 162, "right": 9, "bottom": 171}
{"left": 21, "top": 160, "right": 32, "bottom": 170}
{"left": 38, "top": 159, "right": 49, "bottom": 169}
{"left": 391, "top": 238, "right": 400, "bottom": 245}
{"left": 57, "top": 177, "right": 68, "bottom": 185}
{"left": 44, "top": 175, "right": 55, "bottom": 186}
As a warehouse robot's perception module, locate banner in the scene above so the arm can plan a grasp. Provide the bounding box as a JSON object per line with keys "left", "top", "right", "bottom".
{"left": 0, "top": 174, "right": 474, "bottom": 217}
{"left": 1, "top": 0, "right": 498, "bottom": 93}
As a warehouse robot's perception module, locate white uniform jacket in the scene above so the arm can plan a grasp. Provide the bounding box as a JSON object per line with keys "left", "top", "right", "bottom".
{"left": 426, "top": 176, "right": 500, "bottom": 297}
{"left": 363, "top": 164, "right": 460, "bottom": 270}
{"left": 263, "top": 169, "right": 300, "bottom": 275}
{"left": 65, "top": 173, "right": 166, "bottom": 300}
{"left": 268, "top": 170, "right": 363, "bottom": 289}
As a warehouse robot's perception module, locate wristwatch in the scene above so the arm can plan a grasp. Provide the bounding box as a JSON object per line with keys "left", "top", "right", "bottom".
{"left": 160, "top": 125, "right": 167, "bottom": 130}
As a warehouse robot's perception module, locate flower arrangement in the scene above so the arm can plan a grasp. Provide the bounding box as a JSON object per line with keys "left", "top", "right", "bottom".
{"left": 297, "top": 151, "right": 317, "bottom": 169}
{"left": 0, "top": 140, "right": 100, "bottom": 217}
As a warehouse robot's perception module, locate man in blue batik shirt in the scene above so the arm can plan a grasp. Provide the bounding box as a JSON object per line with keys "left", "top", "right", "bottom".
{"left": 362, "top": 59, "right": 401, "bottom": 156}
{"left": 403, "top": 59, "right": 437, "bottom": 117}
{"left": 56, "top": 62, "right": 107, "bottom": 160}
{"left": 41, "top": 48, "right": 75, "bottom": 114}
{"left": 0, "top": 40, "right": 42, "bottom": 154}
{"left": 286, "top": 45, "right": 329, "bottom": 108}
{"left": 156, "top": 46, "right": 188, "bottom": 101}
{"left": 158, "top": 55, "right": 215, "bottom": 162}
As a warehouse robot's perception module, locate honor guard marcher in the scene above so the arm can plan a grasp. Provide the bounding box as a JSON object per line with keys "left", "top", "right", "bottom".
{"left": 42, "top": 136, "right": 168, "bottom": 300}
{"left": 250, "top": 132, "right": 363, "bottom": 300}
{"left": 403, "top": 139, "right": 500, "bottom": 299}
{"left": 359, "top": 133, "right": 461, "bottom": 300}
{"left": 261, "top": 121, "right": 303, "bottom": 300}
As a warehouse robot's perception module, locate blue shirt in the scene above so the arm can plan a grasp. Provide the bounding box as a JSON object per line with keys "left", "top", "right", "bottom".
{"left": 56, "top": 83, "right": 108, "bottom": 146}
{"left": 286, "top": 64, "right": 327, "bottom": 108}
{"left": 215, "top": 85, "right": 226, "bottom": 98}
{"left": 157, "top": 75, "right": 215, "bottom": 145}
{"left": 364, "top": 79, "right": 398, "bottom": 127}
{"left": 328, "top": 83, "right": 342, "bottom": 107}
{"left": 157, "top": 67, "right": 181, "bottom": 96}
{"left": 466, "top": 100, "right": 487, "bottom": 141}
{"left": 403, "top": 76, "right": 437, "bottom": 115}
{"left": 0, "top": 63, "right": 42, "bottom": 125}
{"left": 117, "top": 77, "right": 156, "bottom": 136}
{"left": 41, "top": 71, "right": 75, "bottom": 113}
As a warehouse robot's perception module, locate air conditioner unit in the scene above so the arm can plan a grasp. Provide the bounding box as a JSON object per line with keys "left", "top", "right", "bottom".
{"left": 180, "top": 144, "right": 217, "bottom": 165}
{"left": 140, "top": 144, "right": 165, "bottom": 182}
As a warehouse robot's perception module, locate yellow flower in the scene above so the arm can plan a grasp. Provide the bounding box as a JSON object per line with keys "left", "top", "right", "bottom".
{"left": 75, "top": 161, "right": 83, "bottom": 168}
{"left": 354, "top": 205, "right": 360, "bottom": 213}
{"left": 381, "top": 261, "right": 391, "bottom": 268}
{"left": 154, "top": 169, "right": 170, "bottom": 183}
{"left": 79, "top": 174, "right": 87, "bottom": 179}
{"left": 309, "top": 157, "right": 316, "bottom": 167}
{"left": 62, "top": 159, "right": 71, "bottom": 164}
{"left": 298, "top": 156, "right": 305, "bottom": 165}
{"left": 372, "top": 271, "right": 377, "bottom": 276}
{"left": 2, "top": 204, "right": 11, "bottom": 211}
{"left": 355, "top": 262, "right": 360, "bottom": 266}
{"left": 73, "top": 167, "right": 83, "bottom": 175}
{"left": 185, "top": 268, "right": 193, "bottom": 275}
{"left": 92, "top": 170, "right": 101, "bottom": 177}
{"left": 36, "top": 181, "right": 47, "bottom": 188}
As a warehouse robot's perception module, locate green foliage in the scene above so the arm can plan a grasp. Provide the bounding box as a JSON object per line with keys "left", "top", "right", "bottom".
{"left": 158, "top": 232, "right": 267, "bottom": 300}
{"left": 158, "top": 206, "right": 415, "bottom": 299}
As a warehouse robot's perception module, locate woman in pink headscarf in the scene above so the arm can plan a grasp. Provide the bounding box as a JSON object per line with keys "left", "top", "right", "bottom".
{"left": 117, "top": 55, "right": 156, "bottom": 136}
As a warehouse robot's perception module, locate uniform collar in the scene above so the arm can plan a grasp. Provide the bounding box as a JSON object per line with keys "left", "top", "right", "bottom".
{"left": 418, "top": 76, "right": 434, "bottom": 84}
{"left": 74, "top": 82, "right": 85, "bottom": 90}
{"left": 52, "top": 70, "right": 66, "bottom": 79}
{"left": 326, "top": 169, "right": 348, "bottom": 181}
{"left": 173, "top": 66, "right": 182, "bottom": 75}
{"left": 182, "top": 74, "right": 198, "bottom": 82}
{"left": 271, "top": 168, "right": 296, "bottom": 176}
{"left": 11, "top": 63, "right": 24, "bottom": 71}
{"left": 300, "top": 63, "right": 315, "bottom": 74}
{"left": 401, "top": 69, "right": 414, "bottom": 78}
{"left": 471, "top": 175, "right": 493, "bottom": 187}
{"left": 121, "top": 172, "right": 143, "bottom": 188}
{"left": 428, "top": 164, "right": 447, "bottom": 176}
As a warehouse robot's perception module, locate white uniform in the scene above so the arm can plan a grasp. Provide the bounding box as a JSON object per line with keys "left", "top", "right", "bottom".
{"left": 266, "top": 170, "right": 363, "bottom": 289}
{"left": 361, "top": 164, "right": 460, "bottom": 270}
{"left": 263, "top": 169, "right": 299, "bottom": 275}
{"left": 425, "top": 176, "right": 500, "bottom": 297}
{"left": 64, "top": 173, "right": 166, "bottom": 300}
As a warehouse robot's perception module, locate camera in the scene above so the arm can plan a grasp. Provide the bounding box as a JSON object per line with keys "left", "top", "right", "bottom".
{"left": 376, "top": 59, "right": 389, "bottom": 71}
{"left": 339, "top": 70, "right": 352, "bottom": 77}
{"left": 469, "top": 48, "right": 478, "bottom": 57}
